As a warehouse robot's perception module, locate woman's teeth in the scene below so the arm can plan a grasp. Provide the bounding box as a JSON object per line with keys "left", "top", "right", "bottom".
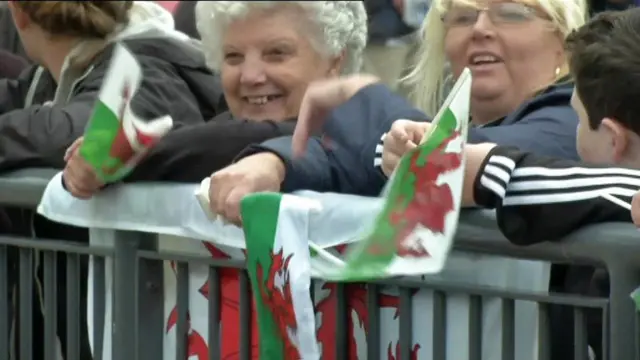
{"left": 246, "top": 95, "right": 279, "bottom": 105}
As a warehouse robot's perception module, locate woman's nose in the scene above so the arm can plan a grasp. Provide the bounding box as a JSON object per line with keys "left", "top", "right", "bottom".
{"left": 239, "top": 60, "right": 267, "bottom": 85}
{"left": 471, "top": 12, "right": 496, "bottom": 39}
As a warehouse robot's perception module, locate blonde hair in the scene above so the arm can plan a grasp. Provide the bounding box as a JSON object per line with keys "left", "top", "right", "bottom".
{"left": 404, "top": 0, "right": 588, "bottom": 116}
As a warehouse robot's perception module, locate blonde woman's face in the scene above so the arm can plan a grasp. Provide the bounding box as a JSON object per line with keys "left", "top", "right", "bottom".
{"left": 443, "top": 0, "right": 564, "bottom": 107}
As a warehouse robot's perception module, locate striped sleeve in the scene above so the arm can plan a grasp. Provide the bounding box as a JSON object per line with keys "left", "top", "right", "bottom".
{"left": 473, "top": 146, "right": 638, "bottom": 245}
{"left": 373, "top": 133, "right": 385, "bottom": 169}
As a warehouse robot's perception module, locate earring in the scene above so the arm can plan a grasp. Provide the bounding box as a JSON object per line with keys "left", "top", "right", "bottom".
{"left": 555, "top": 67, "right": 561, "bottom": 76}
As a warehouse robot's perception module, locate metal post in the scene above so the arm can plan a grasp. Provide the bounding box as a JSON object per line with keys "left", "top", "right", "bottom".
{"left": 137, "top": 233, "right": 164, "bottom": 360}
{"left": 607, "top": 261, "right": 640, "bottom": 360}
{"left": 113, "top": 231, "right": 141, "bottom": 360}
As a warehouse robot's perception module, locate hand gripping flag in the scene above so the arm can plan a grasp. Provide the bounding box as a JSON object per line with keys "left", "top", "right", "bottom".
{"left": 79, "top": 43, "right": 173, "bottom": 183}
{"left": 240, "top": 69, "right": 472, "bottom": 359}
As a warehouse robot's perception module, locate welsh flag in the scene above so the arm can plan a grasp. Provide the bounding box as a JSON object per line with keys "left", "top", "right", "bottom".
{"left": 79, "top": 43, "right": 173, "bottom": 183}
{"left": 242, "top": 193, "right": 321, "bottom": 360}
{"left": 241, "top": 69, "right": 472, "bottom": 358}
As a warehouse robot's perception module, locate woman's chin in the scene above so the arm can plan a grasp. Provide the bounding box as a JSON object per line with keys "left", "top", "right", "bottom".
{"left": 470, "top": 83, "right": 506, "bottom": 101}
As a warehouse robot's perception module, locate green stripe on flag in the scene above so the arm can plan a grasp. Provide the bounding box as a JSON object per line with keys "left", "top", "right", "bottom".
{"left": 79, "top": 101, "right": 122, "bottom": 176}
{"left": 241, "top": 192, "right": 285, "bottom": 359}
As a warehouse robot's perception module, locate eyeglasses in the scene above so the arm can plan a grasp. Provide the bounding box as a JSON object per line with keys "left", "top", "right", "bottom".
{"left": 441, "top": 2, "right": 543, "bottom": 28}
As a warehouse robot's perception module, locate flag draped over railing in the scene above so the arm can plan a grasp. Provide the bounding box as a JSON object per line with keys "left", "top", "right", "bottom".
{"left": 241, "top": 69, "right": 472, "bottom": 359}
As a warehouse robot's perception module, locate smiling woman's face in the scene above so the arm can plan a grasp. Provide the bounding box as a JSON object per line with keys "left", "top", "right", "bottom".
{"left": 220, "top": 6, "right": 342, "bottom": 122}
{"left": 443, "top": 0, "right": 564, "bottom": 121}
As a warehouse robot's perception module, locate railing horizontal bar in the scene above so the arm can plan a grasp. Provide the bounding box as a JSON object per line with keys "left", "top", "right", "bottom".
{"left": 137, "top": 250, "right": 245, "bottom": 268}
{"left": 0, "top": 236, "right": 112, "bottom": 255}
{"left": 356, "top": 277, "right": 609, "bottom": 308}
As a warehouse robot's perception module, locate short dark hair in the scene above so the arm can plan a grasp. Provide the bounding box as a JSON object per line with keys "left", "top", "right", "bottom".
{"left": 565, "top": 8, "right": 640, "bottom": 134}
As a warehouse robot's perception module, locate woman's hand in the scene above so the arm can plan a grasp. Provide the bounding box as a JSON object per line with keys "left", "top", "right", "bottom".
{"left": 292, "top": 74, "right": 379, "bottom": 157}
{"left": 62, "top": 137, "right": 104, "bottom": 199}
{"left": 208, "top": 153, "right": 286, "bottom": 225}
{"left": 381, "top": 120, "right": 431, "bottom": 177}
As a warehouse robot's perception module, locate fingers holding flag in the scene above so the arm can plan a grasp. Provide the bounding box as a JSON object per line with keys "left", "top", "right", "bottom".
{"left": 63, "top": 137, "right": 104, "bottom": 199}
{"left": 381, "top": 120, "right": 431, "bottom": 177}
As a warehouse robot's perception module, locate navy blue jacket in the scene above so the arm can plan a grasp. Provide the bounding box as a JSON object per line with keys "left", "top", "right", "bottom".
{"left": 239, "top": 82, "right": 579, "bottom": 196}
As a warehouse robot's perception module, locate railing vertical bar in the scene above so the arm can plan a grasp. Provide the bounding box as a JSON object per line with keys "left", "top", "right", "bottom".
{"left": 92, "top": 256, "right": 106, "bottom": 360}
{"left": 0, "top": 245, "right": 8, "bottom": 360}
{"left": 66, "top": 253, "right": 80, "bottom": 360}
{"left": 573, "top": 307, "right": 588, "bottom": 360}
{"left": 537, "top": 302, "right": 550, "bottom": 360}
{"left": 366, "top": 284, "right": 380, "bottom": 359}
{"left": 113, "top": 231, "right": 141, "bottom": 360}
{"left": 468, "top": 295, "right": 482, "bottom": 360}
{"left": 602, "top": 305, "right": 609, "bottom": 360}
{"left": 335, "top": 283, "right": 348, "bottom": 359}
{"left": 399, "top": 287, "right": 413, "bottom": 360}
{"left": 607, "top": 263, "right": 640, "bottom": 360}
{"left": 19, "top": 248, "right": 33, "bottom": 360}
{"left": 432, "top": 290, "right": 446, "bottom": 360}
{"left": 501, "top": 299, "right": 515, "bottom": 360}
{"left": 239, "top": 271, "right": 251, "bottom": 360}
{"left": 175, "top": 262, "right": 190, "bottom": 360}
{"left": 208, "top": 267, "right": 221, "bottom": 360}
{"left": 43, "top": 251, "right": 57, "bottom": 360}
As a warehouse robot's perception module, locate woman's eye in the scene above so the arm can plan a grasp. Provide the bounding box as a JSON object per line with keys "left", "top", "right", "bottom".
{"left": 223, "top": 53, "right": 243, "bottom": 64}
{"left": 264, "top": 49, "right": 289, "bottom": 61}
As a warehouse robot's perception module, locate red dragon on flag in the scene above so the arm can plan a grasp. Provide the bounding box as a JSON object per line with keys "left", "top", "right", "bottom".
{"left": 256, "top": 249, "right": 301, "bottom": 359}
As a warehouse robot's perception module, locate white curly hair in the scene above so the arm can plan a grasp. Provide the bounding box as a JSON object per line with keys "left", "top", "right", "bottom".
{"left": 195, "top": 1, "right": 367, "bottom": 75}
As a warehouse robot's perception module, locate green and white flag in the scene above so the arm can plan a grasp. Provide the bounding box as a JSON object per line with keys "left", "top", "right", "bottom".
{"left": 79, "top": 43, "right": 173, "bottom": 183}
{"left": 242, "top": 192, "right": 322, "bottom": 360}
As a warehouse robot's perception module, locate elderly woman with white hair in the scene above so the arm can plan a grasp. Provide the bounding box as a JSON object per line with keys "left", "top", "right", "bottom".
{"left": 63, "top": 1, "right": 367, "bottom": 193}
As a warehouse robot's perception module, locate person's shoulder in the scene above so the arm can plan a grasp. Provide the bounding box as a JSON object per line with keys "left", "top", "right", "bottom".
{"left": 504, "top": 80, "right": 576, "bottom": 126}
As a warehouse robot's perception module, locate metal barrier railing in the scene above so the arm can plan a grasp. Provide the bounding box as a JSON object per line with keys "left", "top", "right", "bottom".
{"left": 0, "top": 169, "right": 638, "bottom": 360}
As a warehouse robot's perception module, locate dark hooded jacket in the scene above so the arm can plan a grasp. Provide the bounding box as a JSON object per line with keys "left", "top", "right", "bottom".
{"left": 0, "top": 25, "right": 225, "bottom": 173}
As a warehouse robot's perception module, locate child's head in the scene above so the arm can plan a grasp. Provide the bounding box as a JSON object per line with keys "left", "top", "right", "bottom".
{"left": 566, "top": 8, "right": 640, "bottom": 166}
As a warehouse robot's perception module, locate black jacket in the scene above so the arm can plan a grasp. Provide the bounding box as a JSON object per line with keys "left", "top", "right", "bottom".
{"left": 473, "top": 146, "right": 634, "bottom": 245}
{"left": 0, "top": 36, "right": 226, "bottom": 173}
{"left": 123, "top": 113, "right": 296, "bottom": 183}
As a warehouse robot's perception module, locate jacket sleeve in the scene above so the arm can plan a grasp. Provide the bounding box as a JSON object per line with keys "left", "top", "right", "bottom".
{"left": 124, "top": 118, "right": 296, "bottom": 183}
{"left": 238, "top": 83, "right": 429, "bottom": 195}
{"left": 0, "top": 52, "right": 209, "bottom": 172}
{"left": 473, "top": 146, "right": 635, "bottom": 245}
{"left": 466, "top": 105, "right": 579, "bottom": 159}
{"left": 374, "top": 105, "right": 580, "bottom": 176}
{"left": 238, "top": 135, "right": 336, "bottom": 193}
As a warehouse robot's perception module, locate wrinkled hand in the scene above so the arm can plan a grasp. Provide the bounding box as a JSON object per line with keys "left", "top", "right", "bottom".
{"left": 631, "top": 192, "right": 640, "bottom": 226}
{"left": 292, "top": 74, "right": 379, "bottom": 157}
{"left": 63, "top": 137, "right": 104, "bottom": 199}
{"left": 209, "top": 153, "right": 286, "bottom": 225}
{"left": 381, "top": 120, "right": 431, "bottom": 177}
